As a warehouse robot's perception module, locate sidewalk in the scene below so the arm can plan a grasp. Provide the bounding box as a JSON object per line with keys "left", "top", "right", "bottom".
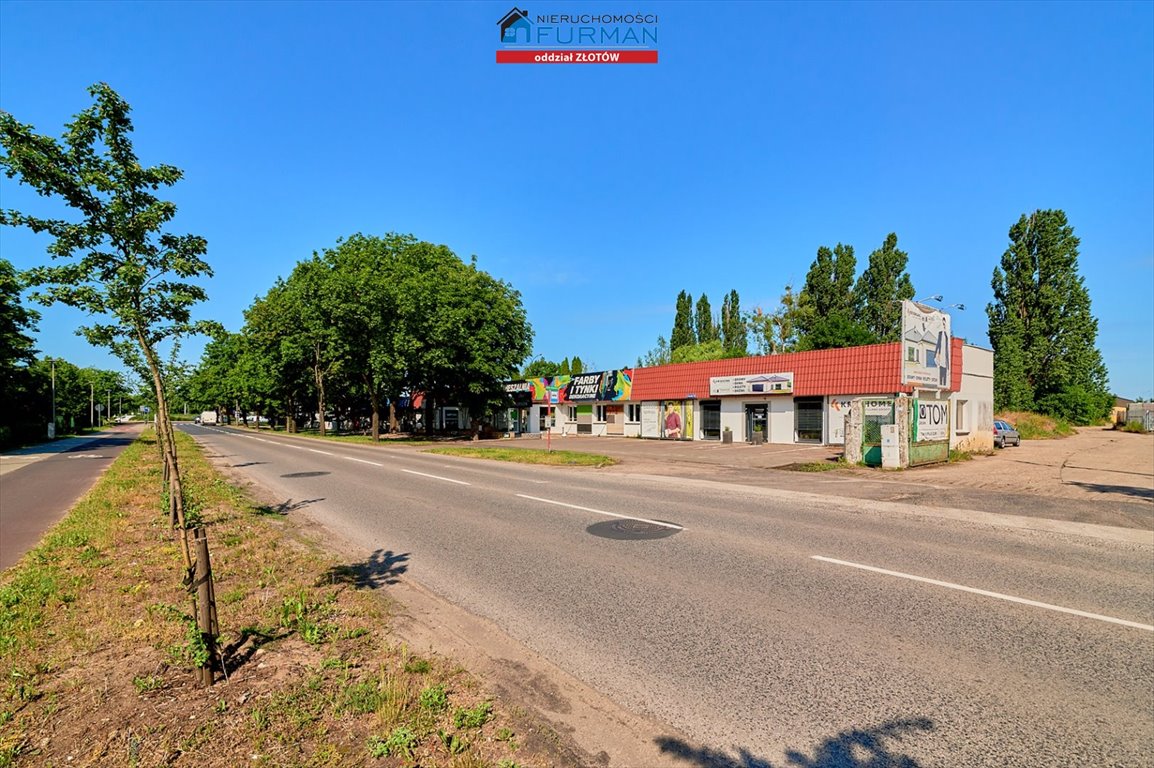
{"left": 0, "top": 424, "right": 144, "bottom": 478}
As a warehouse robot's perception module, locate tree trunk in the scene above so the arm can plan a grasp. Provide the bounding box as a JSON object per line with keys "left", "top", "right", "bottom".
{"left": 135, "top": 330, "right": 192, "bottom": 574}
{"left": 370, "top": 389, "right": 381, "bottom": 442}
{"left": 388, "top": 400, "right": 398, "bottom": 434}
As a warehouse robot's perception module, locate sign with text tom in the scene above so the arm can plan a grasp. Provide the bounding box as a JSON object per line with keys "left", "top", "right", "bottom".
{"left": 901, "top": 301, "right": 952, "bottom": 389}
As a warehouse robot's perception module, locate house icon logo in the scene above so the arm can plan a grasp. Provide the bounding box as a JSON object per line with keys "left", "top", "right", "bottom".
{"left": 498, "top": 7, "right": 531, "bottom": 43}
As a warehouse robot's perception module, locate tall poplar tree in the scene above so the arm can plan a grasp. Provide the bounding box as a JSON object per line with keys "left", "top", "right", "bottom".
{"left": 720, "top": 289, "right": 748, "bottom": 357}
{"left": 695, "top": 293, "right": 718, "bottom": 343}
{"left": 671, "top": 289, "right": 695, "bottom": 351}
{"left": 797, "top": 243, "right": 873, "bottom": 350}
{"left": 854, "top": 233, "right": 915, "bottom": 342}
{"left": 987, "top": 210, "right": 1110, "bottom": 423}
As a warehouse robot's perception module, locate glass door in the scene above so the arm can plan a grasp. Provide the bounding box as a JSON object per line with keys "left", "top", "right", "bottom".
{"left": 745, "top": 404, "right": 768, "bottom": 442}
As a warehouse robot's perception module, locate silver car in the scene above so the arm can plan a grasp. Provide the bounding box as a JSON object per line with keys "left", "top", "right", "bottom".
{"left": 993, "top": 420, "right": 1021, "bottom": 448}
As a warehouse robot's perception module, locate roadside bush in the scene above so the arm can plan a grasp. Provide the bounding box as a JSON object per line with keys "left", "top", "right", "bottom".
{"left": 1121, "top": 420, "right": 1148, "bottom": 434}
{"left": 997, "top": 411, "right": 1075, "bottom": 440}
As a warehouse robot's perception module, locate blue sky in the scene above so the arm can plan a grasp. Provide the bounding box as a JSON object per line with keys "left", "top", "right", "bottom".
{"left": 1, "top": 1, "right": 1151, "bottom": 398}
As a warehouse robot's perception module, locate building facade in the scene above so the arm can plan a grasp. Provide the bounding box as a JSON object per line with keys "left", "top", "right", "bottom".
{"left": 502, "top": 340, "right": 994, "bottom": 451}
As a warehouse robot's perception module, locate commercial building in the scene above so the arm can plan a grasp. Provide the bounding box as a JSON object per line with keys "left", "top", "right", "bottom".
{"left": 500, "top": 339, "right": 994, "bottom": 452}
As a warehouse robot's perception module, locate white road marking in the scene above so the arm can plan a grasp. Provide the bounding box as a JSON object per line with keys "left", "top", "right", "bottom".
{"left": 515, "top": 494, "right": 684, "bottom": 531}
{"left": 401, "top": 469, "right": 471, "bottom": 486}
{"left": 811, "top": 555, "right": 1154, "bottom": 632}
{"left": 307, "top": 448, "right": 334, "bottom": 456}
{"left": 343, "top": 456, "right": 383, "bottom": 467}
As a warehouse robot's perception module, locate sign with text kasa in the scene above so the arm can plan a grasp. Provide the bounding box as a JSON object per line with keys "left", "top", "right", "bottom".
{"left": 496, "top": 7, "right": 659, "bottom": 64}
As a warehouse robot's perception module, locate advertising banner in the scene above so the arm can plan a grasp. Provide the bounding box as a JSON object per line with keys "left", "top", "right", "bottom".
{"left": 709, "top": 372, "right": 794, "bottom": 396}
{"left": 901, "top": 301, "right": 952, "bottom": 389}
{"left": 913, "top": 399, "right": 950, "bottom": 442}
{"left": 564, "top": 369, "right": 633, "bottom": 401}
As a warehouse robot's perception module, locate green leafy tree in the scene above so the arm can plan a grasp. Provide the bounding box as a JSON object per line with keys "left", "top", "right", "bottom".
{"left": 720, "top": 289, "right": 747, "bottom": 357}
{"left": 670, "top": 290, "right": 695, "bottom": 352}
{"left": 0, "top": 257, "right": 40, "bottom": 446}
{"left": 280, "top": 256, "right": 346, "bottom": 437}
{"left": 695, "top": 293, "right": 718, "bottom": 344}
{"left": 854, "top": 233, "right": 915, "bottom": 342}
{"left": 671, "top": 339, "right": 726, "bottom": 363}
{"left": 0, "top": 84, "right": 217, "bottom": 600}
{"left": 987, "top": 210, "right": 1110, "bottom": 423}
{"left": 522, "top": 358, "right": 561, "bottom": 377}
{"left": 797, "top": 244, "right": 874, "bottom": 350}
{"left": 637, "top": 336, "right": 671, "bottom": 367}
{"left": 558, "top": 357, "right": 571, "bottom": 375}
{"left": 570, "top": 355, "right": 585, "bottom": 375}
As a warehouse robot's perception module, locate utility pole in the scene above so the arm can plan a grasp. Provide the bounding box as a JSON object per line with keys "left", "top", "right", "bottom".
{"left": 107, "top": 390, "right": 111, "bottom": 427}
{"left": 90, "top": 381, "right": 95, "bottom": 427}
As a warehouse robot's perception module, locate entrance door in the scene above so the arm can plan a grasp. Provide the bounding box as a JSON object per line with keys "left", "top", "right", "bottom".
{"left": 605, "top": 404, "right": 624, "bottom": 435}
{"left": 745, "top": 404, "right": 768, "bottom": 442}
{"left": 701, "top": 400, "right": 721, "bottom": 440}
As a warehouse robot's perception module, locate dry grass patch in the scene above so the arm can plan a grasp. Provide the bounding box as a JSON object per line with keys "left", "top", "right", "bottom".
{"left": 996, "top": 411, "right": 1076, "bottom": 440}
{"left": 423, "top": 447, "right": 617, "bottom": 468}
{"left": 0, "top": 430, "right": 552, "bottom": 768}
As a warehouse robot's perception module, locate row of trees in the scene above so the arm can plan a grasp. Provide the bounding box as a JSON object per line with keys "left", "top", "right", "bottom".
{"left": 638, "top": 223, "right": 1110, "bottom": 424}
{"left": 0, "top": 260, "right": 136, "bottom": 446}
{"left": 184, "top": 234, "right": 533, "bottom": 441}
{"left": 641, "top": 233, "right": 917, "bottom": 366}
{"left": 522, "top": 355, "right": 588, "bottom": 378}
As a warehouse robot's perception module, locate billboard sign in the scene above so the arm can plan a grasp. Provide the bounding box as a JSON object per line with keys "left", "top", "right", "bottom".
{"left": 901, "top": 301, "right": 952, "bottom": 389}
{"left": 709, "top": 372, "right": 794, "bottom": 397}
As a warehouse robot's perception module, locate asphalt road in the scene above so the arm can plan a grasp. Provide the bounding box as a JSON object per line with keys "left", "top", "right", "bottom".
{"left": 183, "top": 424, "right": 1154, "bottom": 767}
{"left": 0, "top": 425, "right": 144, "bottom": 571}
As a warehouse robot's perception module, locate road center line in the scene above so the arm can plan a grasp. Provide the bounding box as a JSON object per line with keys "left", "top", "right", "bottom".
{"left": 401, "top": 469, "right": 471, "bottom": 486}
{"left": 515, "top": 494, "right": 684, "bottom": 531}
{"left": 811, "top": 555, "right": 1154, "bottom": 632}
{"left": 343, "top": 456, "right": 383, "bottom": 467}
{"left": 307, "top": 448, "right": 334, "bottom": 455}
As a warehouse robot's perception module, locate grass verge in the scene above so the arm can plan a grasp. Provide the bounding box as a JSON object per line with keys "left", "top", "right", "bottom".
{"left": 423, "top": 446, "right": 618, "bottom": 468}
{"left": 777, "top": 459, "right": 847, "bottom": 472}
{"left": 0, "top": 429, "right": 548, "bottom": 768}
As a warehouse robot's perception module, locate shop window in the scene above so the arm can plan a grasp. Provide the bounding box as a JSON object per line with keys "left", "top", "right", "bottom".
{"left": 627, "top": 404, "right": 641, "bottom": 422}
{"left": 795, "top": 397, "right": 824, "bottom": 442}
{"left": 595, "top": 405, "right": 606, "bottom": 422}
{"left": 956, "top": 399, "right": 968, "bottom": 433}
{"left": 567, "top": 406, "right": 576, "bottom": 421}
{"left": 443, "top": 407, "right": 459, "bottom": 431}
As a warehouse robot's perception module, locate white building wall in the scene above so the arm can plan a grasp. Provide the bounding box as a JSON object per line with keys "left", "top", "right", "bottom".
{"left": 950, "top": 344, "right": 994, "bottom": 451}
{"left": 768, "top": 398, "right": 793, "bottom": 444}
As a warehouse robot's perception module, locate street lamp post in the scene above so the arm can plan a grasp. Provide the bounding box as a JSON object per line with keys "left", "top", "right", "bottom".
{"left": 50, "top": 358, "right": 57, "bottom": 439}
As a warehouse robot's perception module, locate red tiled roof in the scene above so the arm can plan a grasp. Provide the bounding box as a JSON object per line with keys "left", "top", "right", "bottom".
{"left": 631, "top": 340, "right": 966, "bottom": 401}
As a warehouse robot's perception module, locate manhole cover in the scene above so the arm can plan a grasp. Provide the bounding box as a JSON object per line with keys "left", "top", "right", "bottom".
{"left": 586, "top": 519, "right": 681, "bottom": 540}
{"left": 280, "top": 471, "right": 330, "bottom": 478}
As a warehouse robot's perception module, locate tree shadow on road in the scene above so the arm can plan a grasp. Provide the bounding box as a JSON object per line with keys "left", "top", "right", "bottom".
{"left": 321, "top": 549, "right": 409, "bottom": 589}
{"left": 1064, "top": 480, "right": 1153, "bottom": 501}
{"left": 254, "top": 497, "right": 324, "bottom": 516}
{"left": 656, "top": 717, "right": 934, "bottom": 768}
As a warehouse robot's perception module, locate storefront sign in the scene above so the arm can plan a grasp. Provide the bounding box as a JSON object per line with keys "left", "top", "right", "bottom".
{"left": 709, "top": 372, "right": 794, "bottom": 396}
{"left": 913, "top": 399, "right": 949, "bottom": 442}
{"left": 863, "top": 399, "right": 893, "bottom": 416}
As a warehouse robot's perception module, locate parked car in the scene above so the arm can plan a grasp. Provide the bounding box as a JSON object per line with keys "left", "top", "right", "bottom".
{"left": 993, "top": 420, "right": 1021, "bottom": 448}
